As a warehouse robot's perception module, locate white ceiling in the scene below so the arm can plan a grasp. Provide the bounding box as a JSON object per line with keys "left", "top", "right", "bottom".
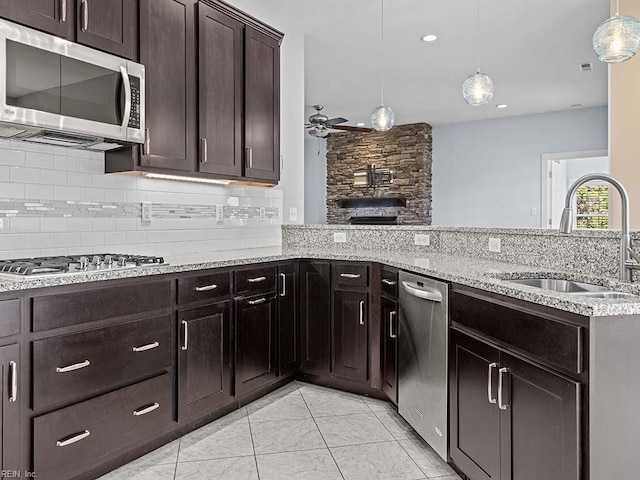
{"left": 261, "top": 0, "right": 609, "bottom": 126}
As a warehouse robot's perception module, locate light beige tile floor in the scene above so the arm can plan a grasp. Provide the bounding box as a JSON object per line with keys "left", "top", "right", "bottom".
{"left": 98, "top": 381, "right": 462, "bottom": 480}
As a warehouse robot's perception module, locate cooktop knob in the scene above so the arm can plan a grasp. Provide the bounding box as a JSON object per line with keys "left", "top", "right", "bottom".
{"left": 92, "top": 256, "right": 101, "bottom": 267}
{"left": 117, "top": 256, "right": 127, "bottom": 267}
{"left": 104, "top": 255, "right": 113, "bottom": 266}
{"left": 79, "top": 256, "right": 89, "bottom": 270}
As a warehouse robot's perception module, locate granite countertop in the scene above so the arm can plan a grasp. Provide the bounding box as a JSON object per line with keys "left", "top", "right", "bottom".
{"left": 1, "top": 246, "right": 639, "bottom": 317}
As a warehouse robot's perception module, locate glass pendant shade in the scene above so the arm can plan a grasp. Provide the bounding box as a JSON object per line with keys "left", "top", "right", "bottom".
{"left": 593, "top": 14, "right": 640, "bottom": 63}
{"left": 371, "top": 105, "right": 395, "bottom": 131}
{"left": 462, "top": 72, "right": 495, "bottom": 107}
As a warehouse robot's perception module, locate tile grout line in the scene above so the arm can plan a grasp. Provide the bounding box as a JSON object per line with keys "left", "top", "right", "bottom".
{"left": 298, "top": 386, "right": 347, "bottom": 480}
{"left": 245, "top": 406, "right": 262, "bottom": 480}
{"left": 172, "top": 438, "right": 182, "bottom": 480}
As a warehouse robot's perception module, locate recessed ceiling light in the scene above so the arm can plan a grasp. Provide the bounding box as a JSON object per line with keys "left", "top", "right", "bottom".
{"left": 571, "top": 103, "right": 583, "bottom": 108}
{"left": 421, "top": 34, "right": 438, "bottom": 42}
{"left": 496, "top": 104, "right": 508, "bottom": 109}
{"left": 356, "top": 122, "right": 365, "bottom": 127}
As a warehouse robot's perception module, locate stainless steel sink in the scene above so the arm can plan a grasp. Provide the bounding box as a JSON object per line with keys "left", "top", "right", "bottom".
{"left": 506, "top": 278, "right": 638, "bottom": 299}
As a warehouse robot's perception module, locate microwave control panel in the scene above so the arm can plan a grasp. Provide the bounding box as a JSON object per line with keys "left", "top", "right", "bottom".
{"left": 128, "top": 76, "right": 141, "bottom": 129}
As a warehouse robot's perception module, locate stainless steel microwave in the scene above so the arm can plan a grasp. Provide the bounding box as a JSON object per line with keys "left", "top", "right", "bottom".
{"left": 0, "top": 19, "right": 144, "bottom": 151}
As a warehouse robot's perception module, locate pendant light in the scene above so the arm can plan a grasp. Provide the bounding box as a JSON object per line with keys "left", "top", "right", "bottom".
{"left": 462, "top": 0, "right": 494, "bottom": 107}
{"left": 371, "top": 0, "right": 395, "bottom": 131}
{"left": 593, "top": 0, "right": 640, "bottom": 63}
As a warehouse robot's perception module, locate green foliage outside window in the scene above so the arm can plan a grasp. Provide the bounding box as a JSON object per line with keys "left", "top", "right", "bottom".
{"left": 575, "top": 184, "right": 609, "bottom": 229}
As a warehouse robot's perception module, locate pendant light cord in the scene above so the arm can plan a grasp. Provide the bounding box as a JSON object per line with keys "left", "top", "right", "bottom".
{"left": 476, "top": 0, "right": 481, "bottom": 73}
{"left": 380, "top": 0, "right": 385, "bottom": 105}
{"left": 615, "top": 0, "right": 620, "bottom": 16}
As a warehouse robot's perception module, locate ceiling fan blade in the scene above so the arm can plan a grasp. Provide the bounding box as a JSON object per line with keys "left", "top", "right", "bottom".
{"left": 324, "top": 117, "right": 348, "bottom": 127}
{"left": 332, "top": 125, "right": 373, "bottom": 133}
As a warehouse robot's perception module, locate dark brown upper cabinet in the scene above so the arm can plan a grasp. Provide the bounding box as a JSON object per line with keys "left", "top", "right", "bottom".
{"left": 198, "top": 2, "right": 243, "bottom": 177}
{"left": 75, "top": 0, "right": 137, "bottom": 60}
{"left": 138, "top": 0, "right": 198, "bottom": 172}
{"left": 244, "top": 27, "right": 280, "bottom": 182}
{"left": 0, "top": 0, "right": 74, "bottom": 38}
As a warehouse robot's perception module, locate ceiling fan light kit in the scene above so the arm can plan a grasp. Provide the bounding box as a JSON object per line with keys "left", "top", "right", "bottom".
{"left": 305, "top": 105, "right": 372, "bottom": 137}
{"left": 371, "top": 0, "right": 395, "bottom": 132}
{"left": 593, "top": 0, "right": 640, "bottom": 63}
{"left": 462, "top": 0, "right": 495, "bottom": 107}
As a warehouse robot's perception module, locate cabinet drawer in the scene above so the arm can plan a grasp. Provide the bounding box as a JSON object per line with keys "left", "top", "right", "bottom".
{"left": 0, "top": 298, "right": 20, "bottom": 337}
{"left": 234, "top": 266, "right": 276, "bottom": 294}
{"left": 334, "top": 264, "right": 369, "bottom": 288}
{"left": 178, "top": 271, "right": 230, "bottom": 304}
{"left": 450, "top": 291, "right": 584, "bottom": 374}
{"left": 381, "top": 268, "right": 398, "bottom": 298}
{"left": 33, "top": 314, "right": 171, "bottom": 411}
{"left": 33, "top": 280, "right": 172, "bottom": 331}
{"left": 34, "top": 373, "right": 173, "bottom": 480}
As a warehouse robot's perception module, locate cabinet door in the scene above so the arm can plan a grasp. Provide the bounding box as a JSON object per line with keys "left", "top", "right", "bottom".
{"left": 75, "top": 0, "right": 137, "bottom": 59}
{"left": 178, "top": 302, "right": 232, "bottom": 419}
{"left": 499, "top": 352, "right": 580, "bottom": 480}
{"left": 333, "top": 290, "right": 368, "bottom": 383}
{"left": 381, "top": 297, "right": 398, "bottom": 404}
{"left": 0, "top": 0, "right": 73, "bottom": 38}
{"left": 450, "top": 330, "right": 501, "bottom": 480}
{"left": 0, "top": 343, "right": 20, "bottom": 472}
{"left": 235, "top": 294, "right": 277, "bottom": 396}
{"left": 244, "top": 27, "right": 280, "bottom": 182}
{"left": 139, "top": 0, "right": 197, "bottom": 171}
{"left": 198, "top": 3, "right": 243, "bottom": 177}
{"left": 300, "top": 262, "right": 331, "bottom": 374}
{"left": 278, "top": 263, "right": 298, "bottom": 376}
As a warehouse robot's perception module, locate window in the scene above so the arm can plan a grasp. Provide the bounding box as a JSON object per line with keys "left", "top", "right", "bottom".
{"left": 574, "top": 183, "right": 609, "bottom": 229}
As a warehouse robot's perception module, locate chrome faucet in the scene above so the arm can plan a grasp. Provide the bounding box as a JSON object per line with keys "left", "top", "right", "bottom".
{"left": 559, "top": 173, "right": 636, "bottom": 282}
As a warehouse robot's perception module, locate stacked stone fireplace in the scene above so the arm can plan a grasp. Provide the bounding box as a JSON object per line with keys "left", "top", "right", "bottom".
{"left": 326, "top": 123, "right": 432, "bottom": 225}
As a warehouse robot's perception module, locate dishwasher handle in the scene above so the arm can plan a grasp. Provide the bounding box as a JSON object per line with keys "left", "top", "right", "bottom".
{"left": 401, "top": 281, "right": 443, "bottom": 302}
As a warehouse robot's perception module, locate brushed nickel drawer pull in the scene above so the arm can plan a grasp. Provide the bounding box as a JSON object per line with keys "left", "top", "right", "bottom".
{"left": 133, "top": 402, "right": 160, "bottom": 416}
{"left": 247, "top": 147, "right": 253, "bottom": 168}
{"left": 248, "top": 297, "right": 267, "bottom": 306}
{"left": 280, "top": 273, "right": 286, "bottom": 297}
{"left": 389, "top": 311, "right": 397, "bottom": 338}
{"left": 181, "top": 321, "right": 188, "bottom": 351}
{"left": 56, "top": 360, "right": 90, "bottom": 373}
{"left": 247, "top": 276, "right": 267, "bottom": 283}
{"left": 487, "top": 363, "right": 498, "bottom": 404}
{"left": 81, "top": 0, "right": 89, "bottom": 31}
{"left": 200, "top": 137, "right": 208, "bottom": 163}
{"left": 359, "top": 300, "right": 365, "bottom": 325}
{"left": 132, "top": 342, "right": 160, "bottom": 352}
{"left": 195, "top": 284, "right": 218, "bottom": 292}
{"left": 498, "top": 367, "right": 509, "bottom": 410}
{"left": 382, "top": 279, "right": 397, "bottom": 286}
{"left": 57, "top": 430, "right": 90, "bottom": 447}
{"left": 9, "top": 361, "right": 17, "bottom": 402}
{"left": 341, "top": 273, "right": 361, "bottom": 279}
{"left": 60, "top": 0, "right": 67, "bottom": 23}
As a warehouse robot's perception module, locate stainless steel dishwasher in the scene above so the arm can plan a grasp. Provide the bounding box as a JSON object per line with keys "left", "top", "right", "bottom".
{"left": 398, "top": 271, "right": 448, "bottom": 461}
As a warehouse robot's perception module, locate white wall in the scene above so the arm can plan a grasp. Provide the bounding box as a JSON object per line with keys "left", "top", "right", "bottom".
{"left": 304, "top": 136, "right": 327, "bottom": 224}
{"left": 228, "top": 0, "right": 306, "bottom": 225}
{"left": 432, "top": 107, "right": 608, "bottom": 227}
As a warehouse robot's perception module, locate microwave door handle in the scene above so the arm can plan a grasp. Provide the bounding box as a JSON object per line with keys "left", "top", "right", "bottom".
{"left": 120, "top": 66, "right": 132, "bottom": 131}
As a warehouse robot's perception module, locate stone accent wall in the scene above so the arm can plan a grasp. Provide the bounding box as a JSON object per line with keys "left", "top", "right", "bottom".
{"left": 326, "top": 123, "right": 432, "bottom": 225}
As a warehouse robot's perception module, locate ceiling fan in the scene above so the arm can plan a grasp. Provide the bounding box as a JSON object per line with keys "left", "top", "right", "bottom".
{"left": 306, "top": 105, "right": 372, "bottom": 138}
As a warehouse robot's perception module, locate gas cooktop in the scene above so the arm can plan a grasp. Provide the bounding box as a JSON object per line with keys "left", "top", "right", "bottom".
{"left": 0, "top": 254, "right": 166, "bottom": 280}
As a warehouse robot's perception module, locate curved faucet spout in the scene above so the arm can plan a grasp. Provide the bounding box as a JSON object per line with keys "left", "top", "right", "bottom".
{"left": 559, "top": 173, "right": 632, "bottom": 282}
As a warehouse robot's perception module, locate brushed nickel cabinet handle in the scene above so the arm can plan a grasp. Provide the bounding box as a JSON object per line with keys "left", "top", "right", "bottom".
{"left": 60, "top": 0, "right": 67, "bottom": 22}
{"left": 280, "top": 273, "right": 286, "bottom": 297}
{"left": 487, "top": 363, "right": 498, "bottom": 404}
{"left": 389, "top": 311, "right": 397, "bottom": 338}
{"left": 341, "top": 273, "right": 361, "bottom": 279}
{"left": 246, "top": 147, "right": 253, "bottom": 168}
{"left": 382, "top": 279, "right": 397, "bottom": 286}
{"left": 247, "top": 276, "right": 266, "bottom": 283}
{"left": 144, "top": 128, "right": 150, "bottom": 155}
{"left": 132, "top": 342, "right": 160, "bottom": 352}
{"left": 181, "top": 320, "right": 188, "bottom": 351}
{"left": 359, "top": 300, "right": 365, "bottom": 325}
{"left": 133, "top": 402, "right": 160, "bottom": 416}
{"left": 57, "top": 430, "right": 90, "bottom": 447}
{"left": 248, "top": 297, "right": 267, "bottom": 306}
{"left": 56, "top": 360, "right": 90, "bottom": 373}
{"left": 195, "top": 284, "right": 217, "bottom": 292}
{"left": 498, "top": 367, "right": 509, "bottom": 410}
{"left": 200, "top": 138, "right": 208, "bottom": 164}
{"left": 9, "top": 361, "right": 17, "bottom": 402}
{"left": 81, "top": 0, "right": 89, "bottom": 31}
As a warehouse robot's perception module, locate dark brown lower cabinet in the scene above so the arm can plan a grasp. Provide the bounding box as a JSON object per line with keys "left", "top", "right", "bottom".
{"left": 178, "top": 302, "right": 232, "bottom": 419}
{"left": 381, "top": 296, "right": 398, "bottom": 404}
{"left": 278, "top": 263, "right": 298, "bottom": 376}
{"left": 333, "top": 289, "right": 368, "bottom": 383}
{"left": 450, "top": 330, "right": 580, "bottom": 480}
{"left": 300, "top": 262, "right": 331, "bottom": 374}
{"left": 235, "top": 294, "right": 277, "bottom": 396}
{"left": 0, "top": 343, "right": 20, "bottom": 473}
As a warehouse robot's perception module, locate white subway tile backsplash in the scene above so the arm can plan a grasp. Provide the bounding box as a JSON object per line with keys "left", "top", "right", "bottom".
{"left": 26, "top": 184, "right": 55, "bottom": 200}
{"left": 0, "top": 149, "right": 26, "bottom": 166}
{"left": 126, "top": 190, "right": 147, "bottom": 203}
{"left": 115, "top": 218, "right": 137, "bottom": 231}
{"left": 54, "top": 155, "right": 79, "bottom": 171}
{"left": 104, "top": 189, "right": 127, "bottom": 203}
{"left": 80, "top": 188, "right": 105, "bottom": 202}
{"left": 54, "top": 186, "right": 82, "bottom": 201}
{"left": 92, "top": 174, "right": 117, "bottom": 189}
{"left": 54, "top": 232, "right": 81, "bottom": 248}
{"left": 68, "top": 172, "right": 93, "bottom": 186}
{"left": 67, "top": 218, "right": 93, "bottom": 232}
{"left": 25, "top": 233, "right": 55, "bottom": 249}
{"left": 92, "top": 218, "right": 116, "bottom": 232}
{"left": 81, "top": 231, "right": 105, "bottom": 247}
{"left": 41, "top": 169, "right": 68, "bottom": 185}
{"left": 0, "top": 234, "right": 25, "bottom": 250}
{"left": 41, "top": 218, "right": 69, "bottom": 232}
{"left": 25, "top": 152, "right": 55, "bottom": 169}
{"left": 104, "top": 231, "right": 127, "bottom": 245}
{"left": 126, "top": 231, "right": 147, "bottom": 244}
{"left": 10, "top": 217, "right": 40, "bottom": 233}
{"left": 11, "top": 166, "right": 41, "bottom": 183}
